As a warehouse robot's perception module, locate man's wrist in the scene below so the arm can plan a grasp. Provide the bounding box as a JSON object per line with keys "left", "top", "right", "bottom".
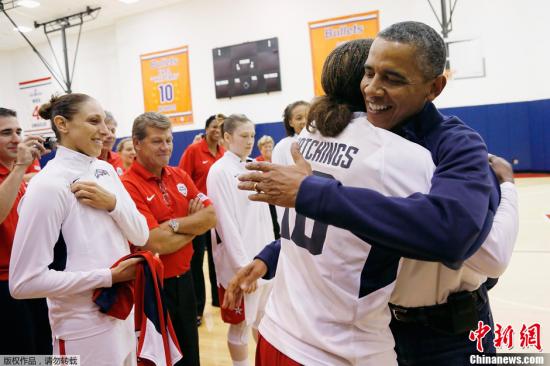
{"left": 11, "top": 163, "right": 28, "bottom": 173}
{"left": 168, "top": 218, "right": 180, "bottom": 233}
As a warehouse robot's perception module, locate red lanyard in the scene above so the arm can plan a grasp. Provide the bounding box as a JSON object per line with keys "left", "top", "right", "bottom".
{"left": 157, "top": 179, "right": 172, "bottom": 208}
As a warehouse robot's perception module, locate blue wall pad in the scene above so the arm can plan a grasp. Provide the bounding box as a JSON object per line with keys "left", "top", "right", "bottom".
{"left": 40, "top": 99, "right": 550, "bottom": 172}
{"left": 441, "top": 98, "right": 550, "bottom": 172}
{"left": 170, "top": 121, "right": 288, "bottom": 166}
{"left": 171, "top": 99, "right": 550, "bottom": 171}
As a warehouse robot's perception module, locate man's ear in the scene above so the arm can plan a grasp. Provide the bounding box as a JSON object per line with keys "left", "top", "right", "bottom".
{"left": 427, "top": 74, "right": 447, "bottom": 101}
{"left": 132, "top": 137, "right": 141, "bottom": 152}
{"left": 53, "top": 115, "right": 68, "bottom": 134}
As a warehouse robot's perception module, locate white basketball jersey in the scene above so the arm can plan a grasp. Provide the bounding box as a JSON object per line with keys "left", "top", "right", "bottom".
{"left": 207, "top": 151, "right": 275, "bottom": 289}
{"left": 259, "top": 114, "right": 435, "bottom": 365}
{"left": 272, "top": 135, "right": 297, "bottom": 166}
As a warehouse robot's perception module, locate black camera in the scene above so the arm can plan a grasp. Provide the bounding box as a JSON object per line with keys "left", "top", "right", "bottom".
{"left": 43, "top": 136, "right": 57, "bottom": 150}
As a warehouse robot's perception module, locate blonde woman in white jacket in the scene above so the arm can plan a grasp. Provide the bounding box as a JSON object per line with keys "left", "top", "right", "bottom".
{"left": 207, "top": 114, "right": 274, "bottom": 366}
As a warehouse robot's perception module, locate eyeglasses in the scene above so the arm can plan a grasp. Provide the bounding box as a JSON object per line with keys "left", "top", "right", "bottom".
{"left": 157, "top": 179, "right": 172, "bottom": 207}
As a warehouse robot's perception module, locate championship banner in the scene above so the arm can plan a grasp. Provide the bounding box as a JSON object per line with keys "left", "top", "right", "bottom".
{"left": 309, "top": 11, "right": 379, "bottom": 96}
{"left": 17, "top": 76, "right": 59, "bottom": 136}
{"left": 140, "top": 46, "right": 193, "bottom": 127}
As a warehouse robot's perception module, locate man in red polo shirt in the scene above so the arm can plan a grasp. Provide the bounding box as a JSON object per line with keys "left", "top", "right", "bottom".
{"left": 0, "top": 107, "right": 52, "bottom": 354}
{"left": 178, "top": 114, "right": 225, "bottom": 318}
{"left": 122, "top": 112, "right": 216, "bottom": 366}
{"left": 99, "top": 111, "right": 125, "bottom": 176}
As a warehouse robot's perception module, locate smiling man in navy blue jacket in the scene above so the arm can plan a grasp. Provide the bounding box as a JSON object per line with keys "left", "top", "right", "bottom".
{"left": 240, "top": 21, "right": 499, "bottom": 270}
{"left": 234, "top": 21, "right": 501, "bottom": 365}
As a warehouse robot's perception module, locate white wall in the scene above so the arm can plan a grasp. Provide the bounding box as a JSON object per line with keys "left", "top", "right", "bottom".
{"left": 0, "top": 50, "right": 17, "bottom": 108}
{"left": 3, "top": 0, "right": 550, "bottom": 137}
{"left": 2, "top": 25, "right": 119, "bottom": 131}
{"left": 434, "top": 0, "right": 550, "bottom": 107}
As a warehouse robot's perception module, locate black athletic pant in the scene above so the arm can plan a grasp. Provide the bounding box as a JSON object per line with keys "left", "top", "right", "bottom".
{"left": 268, "top": 204, "right": 281, "bottom": 240}
{"left": 164, "top": 271, "right": 200, "bottom": 366}
{"left": 0, "top": 281, "right": 52, "bottom": 354}
{"left": 203, "top": 231, "right": 219, "bottom": 307}
{"left": 190, "top": 236, "right": 206, "bottom": 317}
{"left": 190, "top": 231, "right": 219, "bottom": 313}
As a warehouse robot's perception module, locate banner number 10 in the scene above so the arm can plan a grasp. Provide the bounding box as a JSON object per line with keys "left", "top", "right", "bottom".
{"left": 158, "top": 83, "right": 174, "bottom": 103}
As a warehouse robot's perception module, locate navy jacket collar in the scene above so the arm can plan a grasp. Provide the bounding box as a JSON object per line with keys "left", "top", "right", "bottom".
{"left": 393, "top": 102, "right": 445, "bottom": 143}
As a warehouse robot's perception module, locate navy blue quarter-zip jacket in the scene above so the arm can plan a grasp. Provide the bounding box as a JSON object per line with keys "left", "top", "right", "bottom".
{"left": 257, "top": 102, "right": 500, "bottom": 276}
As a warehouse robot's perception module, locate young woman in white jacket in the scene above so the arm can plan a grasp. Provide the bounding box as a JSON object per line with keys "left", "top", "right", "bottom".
{"left": 207, "top": 114, "right": 275, "bottom": 366}
{"left": 9, "top": 93, "right": 148, "bottom": 366}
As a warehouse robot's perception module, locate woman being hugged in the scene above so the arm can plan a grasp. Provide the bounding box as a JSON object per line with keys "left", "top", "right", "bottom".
{"left": 207, "top": 114, "right": 274, "bottom": 366}
{"left": 9, "top": 93, "right": 149, "bottom": 365}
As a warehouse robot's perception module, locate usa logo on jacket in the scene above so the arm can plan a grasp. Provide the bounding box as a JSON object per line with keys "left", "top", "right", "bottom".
{"left": 95, "top": 169, "right": 109, "bottom": 179}
{"left": 177, "top": 183, "right": 188, "bottom": 197}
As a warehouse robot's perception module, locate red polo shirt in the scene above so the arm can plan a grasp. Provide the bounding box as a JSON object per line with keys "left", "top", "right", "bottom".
{"left": 0, "top": 163, "right": 26, "bottom": 281}
{"left": 122, "top": 160, "right": 211, "bottom": 279}
{"left": 25, "top": 158, "right": 41, "bottom": 174}
{"left": 101, "top": 151, "right": 125, "bottom": 176}
{"left": 178, "top": 138, "right": 224, "bottom": 194}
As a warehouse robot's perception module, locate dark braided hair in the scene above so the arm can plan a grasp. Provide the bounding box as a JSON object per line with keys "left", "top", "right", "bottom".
{"left": 307, "top": 38, "right": 373, "bottom": 137}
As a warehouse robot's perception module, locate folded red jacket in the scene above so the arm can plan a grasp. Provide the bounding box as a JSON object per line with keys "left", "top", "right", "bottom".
{"left": 93, "top": 251, "right": 182, "bottom": 366}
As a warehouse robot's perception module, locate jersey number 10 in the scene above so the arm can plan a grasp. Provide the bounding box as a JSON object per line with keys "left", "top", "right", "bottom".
{"left": 280, "top": 171, "right": 334, "bottom": 255}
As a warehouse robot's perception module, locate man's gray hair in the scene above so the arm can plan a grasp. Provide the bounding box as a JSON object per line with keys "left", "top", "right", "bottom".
{"left": 104, "top": 110, "right": 117, "bottom": 126}
{"left": 378, "top": 21, "right": 446, "bottom": 79}
{"left": 132, "top": 112, "right": 171, "bottom": 141}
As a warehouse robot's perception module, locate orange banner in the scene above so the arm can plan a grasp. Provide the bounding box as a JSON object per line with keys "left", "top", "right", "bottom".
{"left": 309, "top": 11, "right": 379, "bottom": 96}
{"left": 140, "top": 46, "right": 193, "bottom": 127}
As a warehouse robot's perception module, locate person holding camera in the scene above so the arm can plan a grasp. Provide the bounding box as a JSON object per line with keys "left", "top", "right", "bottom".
{"left": 22, "top": 137, "right": 57, "bottom": 182}
{"left": 0, "top": 107, "right": 52, "bottom": 355}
